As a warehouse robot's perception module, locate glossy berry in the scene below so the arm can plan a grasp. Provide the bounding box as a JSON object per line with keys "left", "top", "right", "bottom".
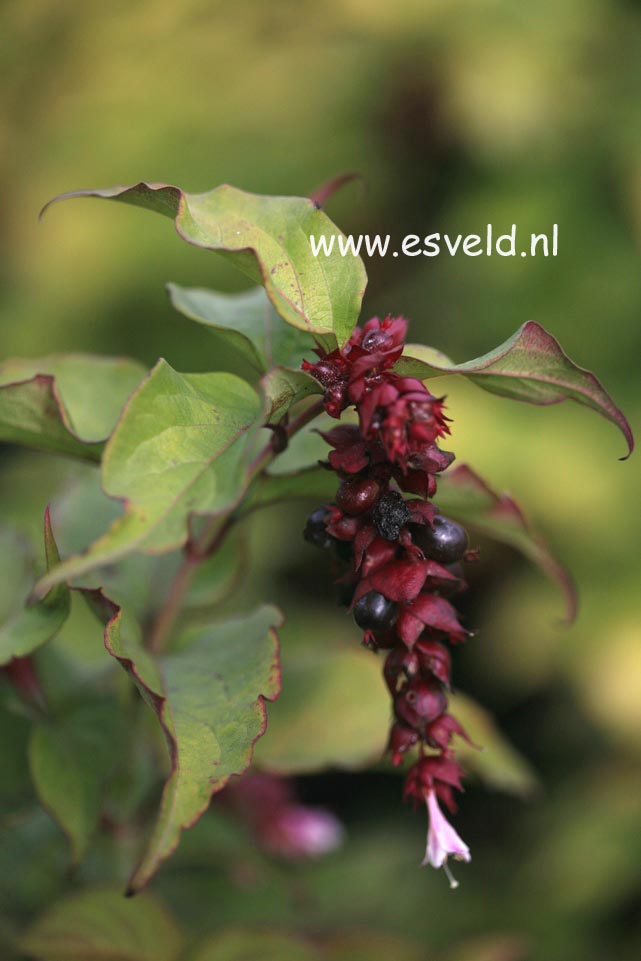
{"left": 336, "top": 477, "right": 380, "bottom": 516}
{"left": 353, "top": 590, "right": 398, "bottom": 632}
{"left": 414, "top": 515, "right": 468, "bottom": 564}
{"left": 394, "top": 679, "right": 447, "bottom": 730}
{"left": 303, "top": 508, "right": 334, "bottom": 550}
{"left": 372, "top": 490, "right": 411, "bottom": 541}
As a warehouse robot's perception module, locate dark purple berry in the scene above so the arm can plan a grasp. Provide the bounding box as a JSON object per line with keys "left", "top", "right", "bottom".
{"left": 372, "top": 490, "right": 411, "bottom": 541}
{"left": 303, "top": 508, "right": 333, "bottom": 549}
{"left": 336, "top": 477, "right": 380, "bottom": 516}
{"left": 353, "top": 590, "right": 398, "bottom": 631}
{"left": 414, "top": 515, "right": 468, "bottom": 563}
{"left": 394, "top": 679, "right": 447, "bottom": 730}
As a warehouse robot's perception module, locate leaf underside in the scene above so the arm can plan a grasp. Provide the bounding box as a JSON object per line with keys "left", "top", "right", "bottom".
{"left": 167, "top": 283, "right": 313, "bottom": 374}
{"left": 437, "top": 464, "right": 577, "bottom": 622}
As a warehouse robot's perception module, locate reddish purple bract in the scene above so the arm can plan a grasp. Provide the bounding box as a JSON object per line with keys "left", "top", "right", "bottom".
{"left": 303, "top": 315, "right": 476, "bottom": 885}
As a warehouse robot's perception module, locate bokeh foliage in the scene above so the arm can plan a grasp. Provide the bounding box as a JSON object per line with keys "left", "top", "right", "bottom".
{"left": 1, "top": 1, "right": 640, "bottom": 959}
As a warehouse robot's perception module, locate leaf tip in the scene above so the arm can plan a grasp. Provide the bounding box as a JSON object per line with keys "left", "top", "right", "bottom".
{"left": 617, "top": 421, "right": 635, "bottom": 461}
{"left": 38, "top": 189, "right": 90, "bottom": 222}
{"left": 309, "top": 172, "right": 365, "bottom": 209}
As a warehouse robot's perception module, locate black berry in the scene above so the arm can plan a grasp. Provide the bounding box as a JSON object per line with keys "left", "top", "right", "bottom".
{"left": 415, "top": 514, "right": 468, "bottom": 563}
{"left": 372, "top": 490, "right": 411, "bottom": 541}
{"left": 303, "top": 508, "right": 334, "bottom": 550}
{"left": 353, "top": 590, "right": 398, "bottom": 631}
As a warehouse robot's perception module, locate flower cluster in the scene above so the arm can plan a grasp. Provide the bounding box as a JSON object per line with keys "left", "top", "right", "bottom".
{"left": 303, "top": 316, "right": 475, "bottom": 887}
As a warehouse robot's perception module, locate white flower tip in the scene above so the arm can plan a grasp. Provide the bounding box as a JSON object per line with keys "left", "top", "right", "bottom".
{"left": 443, "top": 862, "right": 459, "bottom": 890}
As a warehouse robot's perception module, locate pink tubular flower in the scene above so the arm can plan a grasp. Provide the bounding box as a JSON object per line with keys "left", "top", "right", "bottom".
{"left": 224, "top": 774, "right": 344, "bottom": 861}
{"left": 423, "top": 788, "right": 471, "bottom": 888}
{"left": 264, "top": 805, "right": 344, "bottom": 859}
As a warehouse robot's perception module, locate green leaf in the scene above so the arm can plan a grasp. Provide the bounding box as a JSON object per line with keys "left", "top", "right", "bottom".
{"left": 0, "top": 509, "right": 70, "bottom": 665}
{"left": 0, "top": 355, "right": 146, "bottom": 461}
{"left": 20, "top": 888, "right": 182, "bottom": 961}
{"left": 51, "top": 469, "right": 245, "bottom": 621}
{"left": 184, "top": 529, "right": 248, "bottom": 612}
{"left": 33, "top": 362, "right": 263, "bottom": 597}
{"left": 240, "top": 418, "right": 337, "bottom": 513}
{"left": 0, "top": 809, "right": 68, "bottom": 925}
{"left": 0, "top": 701, "right": 32, "bottom": 814}
{"left": 93, "top": 597, "right": 281, "bottom": 892}
{"left": 449, "top": 692, "right": 538, "bottom": 797}
{"left": 0, "top": 528, "right": 33, "bottom": 628}
{"left": 242, "top": 465, "right": 335, "bottom": 516}
{"left": 167, "top": 284, "right": 313, "bottom": 374}
{"left": 437, "top": 464, "right": 577, "bottom": 622}
{"left": 396, "top": 321, "right": 633, "bottom": 458}
{"left": 260, "top": 366, "right": 321, "bottom": 424}
{"left": 254, "top": 617, "right": 537, "bottom": 794}
{"left": 192, "top": 930, "right": 321, "bottom": 961}
{"left": 254, "top": 621, "right": 389, "bottom": 774}
{"left": 28, "top": 698, "right": 125, "bottom": 864}
{"left": 43, "top": 182, "right": 368, "bottom": 348}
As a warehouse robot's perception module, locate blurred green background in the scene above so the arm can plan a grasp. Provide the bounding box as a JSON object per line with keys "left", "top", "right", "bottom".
{"left": 1, "top": 1, "right": 640, "bottom": 959}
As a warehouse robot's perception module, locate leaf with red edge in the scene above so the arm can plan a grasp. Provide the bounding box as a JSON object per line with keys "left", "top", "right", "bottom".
{"left": 437, "top": 464, "right": 577, "bottom": 622}
{"left": 32, "top": 362, "right": 263, "bottom": 599}
{"left": 42, "top": 182, "right": 368, "bottom": 350}
{"left": 396, "top": 321, "right": 633, "bottom": 459}
{"left": 0, "top": 354, "right": 145, "bottom": 461}
{"left": 84, "top": 592, "right": 282, "bottom": 892}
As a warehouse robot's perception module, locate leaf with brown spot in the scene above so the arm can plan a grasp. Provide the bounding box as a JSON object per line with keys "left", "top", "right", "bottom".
{"left": 43, "top": 182, "right": 368, "bottom": 349}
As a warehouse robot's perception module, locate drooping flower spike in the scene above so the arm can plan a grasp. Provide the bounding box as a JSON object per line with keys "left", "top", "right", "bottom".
{"left": 303, "top": 315, "right": 477, "bottom": 888}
